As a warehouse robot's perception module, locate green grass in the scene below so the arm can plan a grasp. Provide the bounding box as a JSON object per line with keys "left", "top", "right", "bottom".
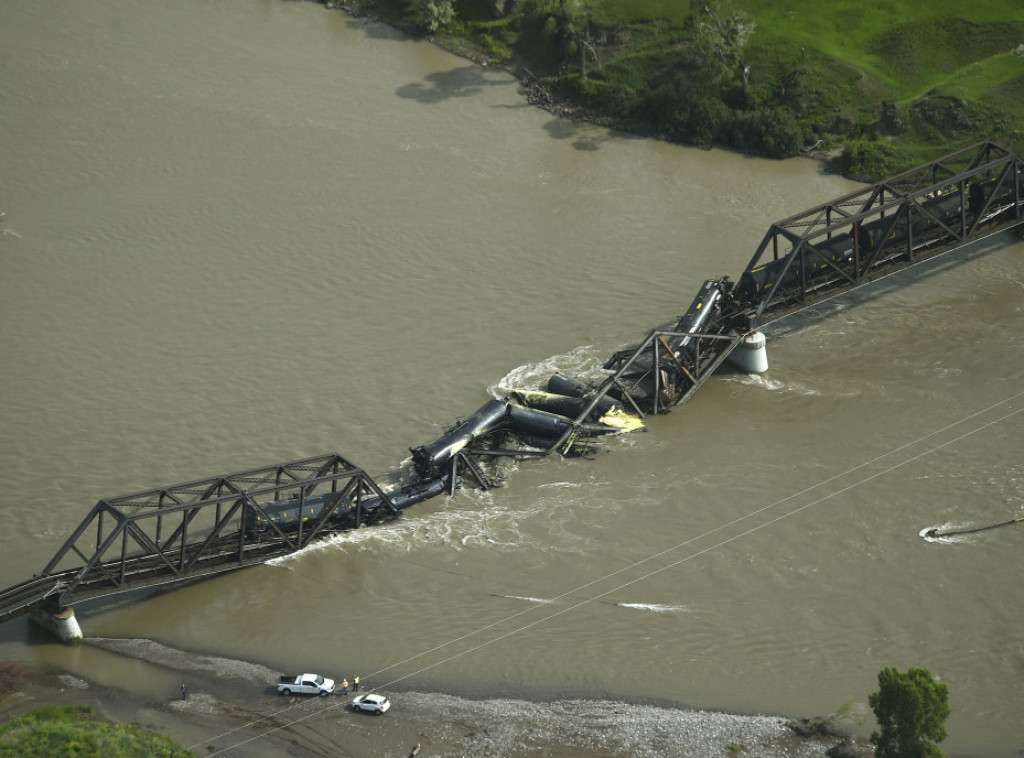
{"left": 585, "top": 1, "right": 691, "bottom": 25}
{"left": 738, "top": 0, "right": 1024, "bottom": 86}
{"left": 596, "top": 0, "right": 1023, "bottom": 170}
{"left": 0, "top": 705, "right": 192, "bottom": 758}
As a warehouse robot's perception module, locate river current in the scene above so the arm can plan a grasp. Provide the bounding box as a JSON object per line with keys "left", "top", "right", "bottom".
{"left": 1, "top": 1, "right": 1022, "bottom": 755}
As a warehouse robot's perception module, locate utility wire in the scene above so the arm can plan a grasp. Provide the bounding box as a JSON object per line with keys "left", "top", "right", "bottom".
{"left": 193, "top": 390, "right": 1023, "bottom": 755}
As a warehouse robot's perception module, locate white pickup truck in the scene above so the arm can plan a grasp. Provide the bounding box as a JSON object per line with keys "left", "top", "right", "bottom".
{"left": 276, "top": 673, "right": 335, "bottom": 696}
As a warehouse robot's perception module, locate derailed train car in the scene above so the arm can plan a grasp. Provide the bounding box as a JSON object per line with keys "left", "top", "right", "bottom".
{"left": 410, "top": 399, "right": 509, "bottom": 480}
{"left": 409, "top": 396, "right": 639, "bottom": 481}
{"left": 666, "top": 278, "right": 727, "bottom": 366}
{"left": 243, "top": 477, "right": 449, "bottom": 537}
{"left": 591, "top": 277, "right": 735, "bottom": 408}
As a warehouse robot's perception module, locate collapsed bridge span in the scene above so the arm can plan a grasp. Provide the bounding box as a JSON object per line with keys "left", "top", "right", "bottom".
{"left": 1, "top": 142, "right": 1021, "bottom": 638}
{"left": 452, "top": 142, "right": 1024, "bottom": 464}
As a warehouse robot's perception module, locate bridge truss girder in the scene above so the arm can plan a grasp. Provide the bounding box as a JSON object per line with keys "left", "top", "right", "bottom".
{"left": 36, "top": 453, "right": 391, "bottom": 611}
{"left": 601, "top": 327, "right": 742, "bottom": 414}
{"left": 533, "top": 326, "right": 742, "bottom": 457}
{"left": 744, "top": 141, "right": 1024, "bottom": 322}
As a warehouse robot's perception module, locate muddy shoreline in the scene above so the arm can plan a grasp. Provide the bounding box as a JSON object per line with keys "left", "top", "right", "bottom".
{"left": 0, "top": 637, "right": 869, "bottom": 758}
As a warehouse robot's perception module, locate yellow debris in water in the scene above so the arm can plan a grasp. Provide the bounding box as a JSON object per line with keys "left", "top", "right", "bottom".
{"left": 598, "top": 408, "right": 645, "bottom": 433}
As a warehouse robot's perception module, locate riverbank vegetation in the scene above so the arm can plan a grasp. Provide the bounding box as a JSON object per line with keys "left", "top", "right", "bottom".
{"left": 869, "top": 667, "right": 951, "bottom": 758}
{"left": 340, "top": 0, "right": 1024, "bottom": 180}
{"left": 0, "top": 705, "right": 191, "bottom": 758}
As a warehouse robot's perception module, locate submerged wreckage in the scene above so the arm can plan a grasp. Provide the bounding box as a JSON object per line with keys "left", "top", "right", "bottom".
{"left": 388, "top": 140, "right": 1024, "bottom": 506}
{"left": 408, "top": 275, "right": 749, "bottom": 490}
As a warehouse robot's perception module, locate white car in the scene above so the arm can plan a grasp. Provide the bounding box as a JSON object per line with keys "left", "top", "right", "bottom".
{"left": 351, "top": 693, "right": 391, "bottom": 714}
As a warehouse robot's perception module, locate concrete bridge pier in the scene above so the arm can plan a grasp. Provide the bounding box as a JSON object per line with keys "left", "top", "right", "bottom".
{"left": 29, "top": 604, "right": 83, "bottom": 644}
{"left": 727, "top": 331, "right": 769, "bottom": 374}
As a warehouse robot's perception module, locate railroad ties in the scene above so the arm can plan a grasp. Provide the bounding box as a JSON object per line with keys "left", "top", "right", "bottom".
{"left": 2, "top": 141, "right": 1022, "bottom": 640}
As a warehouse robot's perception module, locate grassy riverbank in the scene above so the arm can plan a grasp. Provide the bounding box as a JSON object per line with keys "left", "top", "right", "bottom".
{"left": 337, "top": 0, "right": 1024, "bottom": 179}
{"left": 0, "top": 703, "right": 188, "bottom": 758}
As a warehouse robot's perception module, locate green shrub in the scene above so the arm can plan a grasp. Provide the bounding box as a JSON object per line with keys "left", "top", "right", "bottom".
{"left": 474, "top": 32, "right": 505, "bottom": 59}
{"left": 598, "top": 80, "right": 641, "bottom": 116}
{"left": 639, "top": 82, "right": 685, "bottom": 132}
{"left": 727, "top": 106, "right": 805, "bottom": 157}
{"left": 670, "top": 81, "right": 729, "bottom": 145}
{"left": 413, "top": 0, "right": 456, "bottom": 31}
{"left": 869, "top": 666, "right": 951, "bottom": 758}
{"left": 841, "top": 137, "right": 898, "bottom": 181}
{"left": 0, "top": 705, "right": 191, "bottom": 758}
{"left": 569, "top": 75, "right": 610, "bottom": 100}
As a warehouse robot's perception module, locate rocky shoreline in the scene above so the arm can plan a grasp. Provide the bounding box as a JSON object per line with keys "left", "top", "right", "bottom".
{"left": 0, "top": 637, "right": 873, "bottom": 758}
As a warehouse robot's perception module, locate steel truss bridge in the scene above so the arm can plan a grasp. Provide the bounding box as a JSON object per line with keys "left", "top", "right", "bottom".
{"left": 742, "top": 141, "right": 1023, "bottom": 321}
{"left": 0, "top": 454, "right": 395, "bottom": 623}
{"left": 1, "top": 142, "right": 1021, "bottom": 627}
{"left": 548, "top": 141, "right": 1023, "bottom": 435}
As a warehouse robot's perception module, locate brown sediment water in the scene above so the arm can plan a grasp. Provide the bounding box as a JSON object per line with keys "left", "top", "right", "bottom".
{"left": 1, "top": 2, "right": 1022, "bottom": 756}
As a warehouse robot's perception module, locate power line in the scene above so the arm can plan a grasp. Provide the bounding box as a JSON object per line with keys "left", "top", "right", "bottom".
{"left": 193, "top": 389, "right": 1023, "bottom": 755}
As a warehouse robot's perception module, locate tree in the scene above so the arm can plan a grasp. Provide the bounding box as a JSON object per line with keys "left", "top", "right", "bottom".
{"left": 869, "top": 666, "right": 951, "bottom": 758}
{"left": 523, "top": 0, "right": 595, "bottom": 78}
{"left": 841, "top": 137, "right": 898, "bottom": 182}
{"left": 685, "top": 0, "right": 756, "bottom": 102}
{"left": 413, "top": 0, "right": 455, "bottom": 32}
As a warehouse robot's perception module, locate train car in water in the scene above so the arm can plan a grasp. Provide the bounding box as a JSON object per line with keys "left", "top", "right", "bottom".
{"left": 244, "top": 491, "right": 342, "bottom": 537}
{"left": 667, "top": 278, "right": 726, "bottom": 363}
{"left": 581, "top": 278, "right": 737, "bottom": 411}
{"left": 244, "top": 477, "right": 450, "bottom": 536}
{"left": 611, "top": 278, "right": 729, "bottom": 381}
{"left": 410, "top": 399, "right": 508, "bottom": 480}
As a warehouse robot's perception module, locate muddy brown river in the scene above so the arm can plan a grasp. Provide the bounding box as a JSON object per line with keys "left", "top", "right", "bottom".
{"left": 1, "top": 2, "right": 1022, "bottom": 755}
